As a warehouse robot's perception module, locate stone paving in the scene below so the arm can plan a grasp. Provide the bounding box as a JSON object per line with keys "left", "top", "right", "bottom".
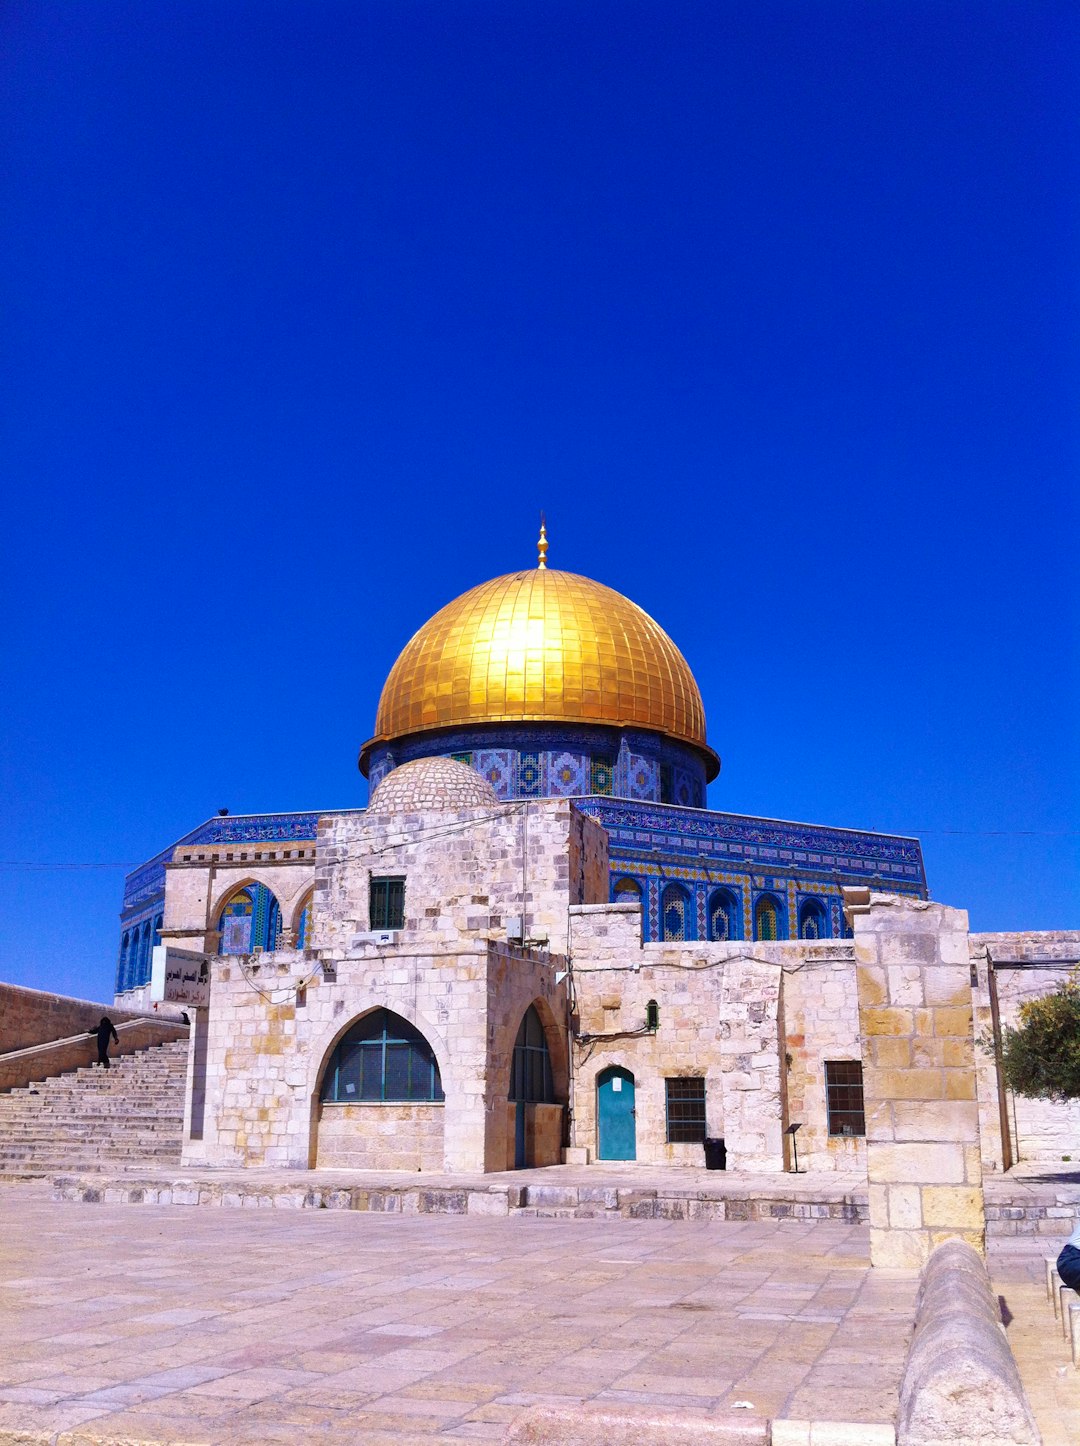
{"left": 0, "top": 1182, "right": 916, "bottom": 1444}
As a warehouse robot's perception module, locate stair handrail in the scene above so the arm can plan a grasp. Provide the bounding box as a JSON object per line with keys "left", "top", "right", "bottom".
{"left": 0, "top": 1017, "right": 189, "bottom": 1064}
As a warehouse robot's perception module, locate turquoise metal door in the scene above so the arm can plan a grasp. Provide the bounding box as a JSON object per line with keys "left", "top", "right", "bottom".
{"left": 597, "top": 1067, "right": 636, "bottom": 1160}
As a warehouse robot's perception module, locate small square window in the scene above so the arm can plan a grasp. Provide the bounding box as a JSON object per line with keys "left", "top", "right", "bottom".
{"left": 370, "top": 876, "right": 405, "bottom": 931}
{"left": 665, "top": 1076, "right": 706, "bottom": 1143}
{"left": 824, "top": 1060, "right": 865, "bottom": 1137}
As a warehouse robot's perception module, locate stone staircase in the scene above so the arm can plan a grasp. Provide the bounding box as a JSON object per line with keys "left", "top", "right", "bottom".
{"left": 0, "top": 1040, "right": 188, "bottom": 1179}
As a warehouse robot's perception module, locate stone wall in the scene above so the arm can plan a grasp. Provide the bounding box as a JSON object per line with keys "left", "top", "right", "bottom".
{"left": 0, "top": 982, "right": 162, "bottom": 1054}
{"left": 312, "top": 798, "right": 607, "bottom": 959}
{"left": 782, "top": 953, "right": 866, "bottom": 1173}
{"left": 0, "top": 983, "right": 187, "bottom": 1091}
{"left": 185, "top": 939, "right": 567, "bottom": 1173}
{"left": 161, "top": 849, "right": 317, "bottom": 956}
{"left": 852, "top": 893, "right": 984, "bottom": 1268}
{"left": 316, "top": 1102, "right": 445, "bottom": 1171}
{"left": 566, "top": 903, "right": 825, "bottom": 1172}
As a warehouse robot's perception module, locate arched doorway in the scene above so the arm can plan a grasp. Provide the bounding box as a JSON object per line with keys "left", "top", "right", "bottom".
{"left": 315, "top": 1008, "right": 445, "bottom": 1171}
{"left": 508, "top": 1004, "right": 558, "bottom": 1168}
{"left": 597, "top": 1065, "right": 636, "bottom": 1160}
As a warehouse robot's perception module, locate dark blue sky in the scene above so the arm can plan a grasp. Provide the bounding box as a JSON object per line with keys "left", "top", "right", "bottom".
{"left": 2, "top": 1, "right": 1077, "bottom": 1003}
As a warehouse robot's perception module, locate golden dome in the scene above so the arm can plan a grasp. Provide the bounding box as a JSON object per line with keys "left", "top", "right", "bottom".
{"left": 362, "top": 566, "right": 718, "bottom": 776}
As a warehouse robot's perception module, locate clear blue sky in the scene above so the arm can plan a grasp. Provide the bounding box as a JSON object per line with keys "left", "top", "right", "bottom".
{"left": 2, "top": 1, "right": 1077, "bottom": 1005}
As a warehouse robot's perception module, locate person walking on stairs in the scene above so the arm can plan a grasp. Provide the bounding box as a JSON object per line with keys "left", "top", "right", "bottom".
{"left": 89, "top": 1016, "right": 119, "bottom": 1069}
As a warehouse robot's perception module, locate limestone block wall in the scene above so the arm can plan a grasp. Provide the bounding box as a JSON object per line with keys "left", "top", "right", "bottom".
{"left": 782, "top": 952, "right": 866, "bottom": 1173}
{"left": 161, "top": 848, "right": 317, "bottom": 954}
{"left": 567, "top": 903, "right": 795, "bottom": 1171}
{"left": 972, "top": 931, "right": 1080, "bottom": 1168}
{"left": 185, "top": 939, "right": 566, "bottom": 1174}
{"left": 852, "top": 893, "right": 984, "bottom": 1268}
{"left": 313, "top": 799, "right": 607, "bottom": 959}
{"left": 316, "top": 1103, "right": 444, "bottom": 1171}
{"left": 0, "top": 982, "right": 166, "bottom": 1054}
{"left": 0, "top": 983, "right": 188, "bottom": 1092}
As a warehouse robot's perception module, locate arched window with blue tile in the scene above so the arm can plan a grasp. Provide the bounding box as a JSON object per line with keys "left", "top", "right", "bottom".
{"left": 613, "top": 877, "right": 645, "bottom": 941}
{"left": 117, "top": 931, "right": 131, "bottom": 993}
{"left": 135, "top": 921, "right": 153, "bottom": 987}
{"left": 754, "top": 893, "right": 784, "bottom": 942}
{"left": 295, "top": 890, "right": 314, "bottom": 950}
{"left": 660, "top": 882, "right": 693, "bottom": 942}
{"left": 708, "top": 888, "right": 740, "bottom": 941}
{"left": 217, "top": 883, "right": 283, "bottom": 955}
{"left": 798, "top": 897, "right": 829, "bottom": 940}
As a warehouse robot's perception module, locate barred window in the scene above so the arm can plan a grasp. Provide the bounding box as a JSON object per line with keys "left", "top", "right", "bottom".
{"left": 825, "top": 1060, "right": 865, "bottom": 1137}
{"left": 665, "top": 1077, "right": 706, "bottom": 1143}
{"left": 370, "top": 876, "right": 405, "bottom": 930}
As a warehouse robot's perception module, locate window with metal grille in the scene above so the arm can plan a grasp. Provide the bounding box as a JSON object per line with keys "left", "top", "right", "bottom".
{"left": 665, "top": 1077, "right": 706, "bottom": 1143}
{"left": 370, "top": 876, "right": 405, "bottom": 930}
{"left": 661, "top": 883, "right": 691, "bottom": 941}
{"left": 754, "top": 894, "right": 780, "bottom": 941}
{"left": 799, "top": 898, "right": 829, "bottom": 939}
{"left": 509, "top": 1005, "right": 555, "bottom": 1102}
{"left": 321, "top": 1008, "right": 444, "bottom": 1102}
{"left": 824, "top": 1060, "right": 865, "bottom": 1137}
{"left": 709, "top": 889, "right": 739, "bottom": 941}
{"left": 589, "top": 754, "right": 615, "bottom": 795}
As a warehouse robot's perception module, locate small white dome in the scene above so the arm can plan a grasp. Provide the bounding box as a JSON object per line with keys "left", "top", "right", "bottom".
{"left": 367, "top": 756, "right": 500, "bottom": 815}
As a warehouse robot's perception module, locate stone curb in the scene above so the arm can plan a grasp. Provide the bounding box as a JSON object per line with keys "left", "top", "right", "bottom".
{"left": 48, "top": 1172, "right": 869, "bottom": 1222}
{"left": 505, "top": 1404, "right": 768, "bottom": 1443}
{"left": 897, "top": 1238, "right": 1040, "bottom": 1446}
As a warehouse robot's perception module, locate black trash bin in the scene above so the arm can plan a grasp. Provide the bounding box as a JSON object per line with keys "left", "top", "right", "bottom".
{"left": 703, "top": 1137, "right": 727, "bottom": 1171}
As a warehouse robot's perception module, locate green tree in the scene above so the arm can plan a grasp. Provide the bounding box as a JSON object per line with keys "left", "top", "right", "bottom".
{"left": 995, "top": 976, "right": 1080, "bottom": 1101}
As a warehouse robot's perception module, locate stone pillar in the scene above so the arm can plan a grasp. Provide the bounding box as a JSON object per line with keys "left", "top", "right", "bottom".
{"left": 847, "top": 891, "right": 984, "bottom": 1267}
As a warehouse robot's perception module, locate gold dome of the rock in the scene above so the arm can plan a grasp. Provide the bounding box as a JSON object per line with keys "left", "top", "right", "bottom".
{"left": 362, "top": 565, "right": 717, "bottom": 775}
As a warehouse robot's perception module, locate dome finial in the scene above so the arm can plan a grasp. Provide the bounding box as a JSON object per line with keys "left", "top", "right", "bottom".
{"left": 537, "top": 514, "right": 548, "bottom": 570}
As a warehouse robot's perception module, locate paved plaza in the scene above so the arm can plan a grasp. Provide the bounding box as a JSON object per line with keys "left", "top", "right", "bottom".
{"left": 0, "top": 1182, "right": 1077, "bottom": 1444}
{"left": 0, "top": 1182, "right": 914, "bottom": 1443}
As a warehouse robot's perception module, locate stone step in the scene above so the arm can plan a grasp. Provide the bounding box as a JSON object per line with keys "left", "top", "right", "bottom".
{"left": 0, "top": 1040, "right": 187, "bottom": 1174}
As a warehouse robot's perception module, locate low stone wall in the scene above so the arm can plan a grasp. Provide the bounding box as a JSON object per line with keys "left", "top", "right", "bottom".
{"left": 0, "top": 981, "right": 169, "bottom": 1055}
{"left": 51, "top": 1171, "right": 868, "bottom": 1223}
{"left": 315, "top": 1102, "right": 445, "bottom": 1171}
{"left": 897, "top": 1238, "right": 1039, "bottom": 1446}
{"left": 0, "top": 983, "right": 188, "bottom": 1092}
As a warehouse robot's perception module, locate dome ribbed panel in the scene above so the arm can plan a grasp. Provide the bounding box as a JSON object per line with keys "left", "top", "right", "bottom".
{"left": 371, "top": 570, "right": 708, "bottom": 750}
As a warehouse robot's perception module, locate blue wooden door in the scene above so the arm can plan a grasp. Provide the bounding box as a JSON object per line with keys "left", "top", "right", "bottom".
{"left": 597, "top": 1067, "right": 636, "bottom": 1160}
